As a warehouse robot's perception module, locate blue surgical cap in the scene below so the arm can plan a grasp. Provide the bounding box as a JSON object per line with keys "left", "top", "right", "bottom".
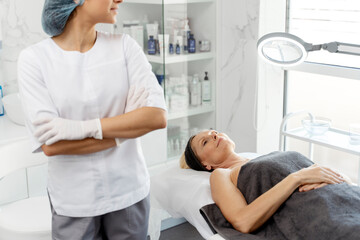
{"left": 42, "top": 0, "right": 85, "bottom": 36}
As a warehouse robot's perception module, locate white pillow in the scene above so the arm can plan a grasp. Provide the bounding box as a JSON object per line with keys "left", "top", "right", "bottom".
{"left": 150, "top": 152, "right": 261, "bottom": 239}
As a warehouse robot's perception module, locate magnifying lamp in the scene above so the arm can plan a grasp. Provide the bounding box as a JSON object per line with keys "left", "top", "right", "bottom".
{"left": 257, "top": 32, "right": 360, "bottom": 67}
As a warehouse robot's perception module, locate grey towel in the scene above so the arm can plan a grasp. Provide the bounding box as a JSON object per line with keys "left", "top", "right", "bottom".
{"left": 200, "top": 151, "right": 360, "bottom": 240}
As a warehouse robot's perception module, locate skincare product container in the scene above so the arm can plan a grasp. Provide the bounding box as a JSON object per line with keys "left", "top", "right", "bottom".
{"left": 0, "top": 85, "right": 4, "bottom": 116}
{"left": 182, "top": 19, "right": 191, "bottom": 53}
{"left": 142, "top": 15, "right": 149, "bottom": 46}
{"left": 169, "top": 43, "right": 174, "bottom": 54}
{"left": 170, "top": 94, "right": 189, "bottom": 112}
{"left": 176, "top": 41, "right": 181, "bottom": 55}
{"left": 188, "top": 34, "right": 196, "bottom": 53}
{"left": 146, "top": 23, "right": 159, "bottom": 42}
{"left": 123, "top": 20, "right": 144, "bottom": 50}
{"left": 155, "top": 67, "right": 169, "bottom": 85}
{"left": 158, "top": 34, "right": 170, "bottom": 57}
{"left": 190, "top": 74, "right": 201, "bottom": 106}
{"left": 176, "top": 36, "right": 183, "bottom": 54}
{"left": 199, "top": 40, "right": 211, "bottom": 52}
{"left": 148, "top": 36, "right": 156, "bottom": 55}
{"left": 130, "top": 25, "right": 144, "bottom": 50}
{"left": 202, "top": 72, "right": 211, "bottom": 104}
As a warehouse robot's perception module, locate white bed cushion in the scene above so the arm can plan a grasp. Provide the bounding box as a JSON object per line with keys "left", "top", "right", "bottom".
{"left": 0, "top": 196, "right": 51, "bottom": 240}
{"left": 151, "top": 152, "right": 261, "bottom": 239}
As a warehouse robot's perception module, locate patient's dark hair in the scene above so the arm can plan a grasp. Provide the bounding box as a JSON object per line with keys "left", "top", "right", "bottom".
{"left": 184, "top": 135, "right": 212, "bottom": 172}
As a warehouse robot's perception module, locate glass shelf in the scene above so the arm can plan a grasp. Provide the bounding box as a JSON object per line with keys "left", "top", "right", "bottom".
{"left": 283, "top": 127, "right": 360, "bottom": 156}
{"left": 168, "top": 104, "right": 215, "bottom": 120}
{"left": 124, "top": 0, "right": 214, "bottom": 4}
{"left": 146, "top": 52, "right": 214, "bottom": 64}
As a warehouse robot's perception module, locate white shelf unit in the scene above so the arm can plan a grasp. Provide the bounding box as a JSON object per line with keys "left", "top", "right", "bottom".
{"left": 168, "top": 104, "right": 215, "bottom": 120}
{"left": 146, "top": 52, "right": 214, "bottom": 64}
{"left": 119, "top": 0, "right": 217, "bottom": 164}
{"left": 124, "top": 0, "right": 214, "bottom": 4}
{"left": 280, "top": 111, "right": 360, "bottom": 185}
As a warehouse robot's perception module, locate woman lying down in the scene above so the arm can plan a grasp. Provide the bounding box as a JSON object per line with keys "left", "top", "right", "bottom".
{"left": 180, "top": 129, "right": 360, "bottom": 240}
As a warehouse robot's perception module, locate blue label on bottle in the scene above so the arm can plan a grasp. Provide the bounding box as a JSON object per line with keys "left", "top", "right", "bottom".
{"left": 169, "top": 43, "right": 174, "bottom": 54}
{"left": 148, "top": 39, "right": 156, "bottom": 55}
{"left": 189, "top": 39, "right": 196, "bottom": 53}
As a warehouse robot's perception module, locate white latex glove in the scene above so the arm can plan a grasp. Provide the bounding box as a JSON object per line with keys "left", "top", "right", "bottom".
{"left": 33, "top": 117, "right": 103, "bottom": 145}
{"left": 115, "top": 138, "right": 126, "bottom": 147}
{"left": 124, "top": 85, "right": 150, "bottom": 113}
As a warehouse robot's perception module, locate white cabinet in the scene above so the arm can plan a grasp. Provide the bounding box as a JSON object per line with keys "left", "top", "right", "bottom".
{"left": 0, "top": 116, "right": 47, "bottom": 205}
{"left": 118, "top": 0, "right": 218, "bottom": 165}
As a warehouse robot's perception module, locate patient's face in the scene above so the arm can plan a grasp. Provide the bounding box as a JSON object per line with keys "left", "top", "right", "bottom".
{"left": 191, "top": 130, "right": 235, "bottom": 170}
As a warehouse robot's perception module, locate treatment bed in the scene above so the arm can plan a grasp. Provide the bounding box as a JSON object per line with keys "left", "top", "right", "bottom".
{"left": 149, "top": 152, "right": 260, "bottom": 240}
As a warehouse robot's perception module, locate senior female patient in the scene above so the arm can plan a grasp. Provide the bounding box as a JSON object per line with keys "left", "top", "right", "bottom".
{"left": 18, "top": 0, "right": 166, "bottom": 239}
{"left": 180, "top": 130, "right": 360, "bottom": 240}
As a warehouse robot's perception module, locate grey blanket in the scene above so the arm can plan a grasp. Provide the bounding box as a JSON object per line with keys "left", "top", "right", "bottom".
{"left": 200, "top": 151, "right": 360, "bottom": 240}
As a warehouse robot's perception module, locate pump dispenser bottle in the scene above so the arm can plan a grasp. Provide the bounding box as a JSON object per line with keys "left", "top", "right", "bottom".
{"left": 202, "top": 72, "right": 211, "bottom": 104}
{"left": 183, "top": 20, "right": 191, "bottom": 53}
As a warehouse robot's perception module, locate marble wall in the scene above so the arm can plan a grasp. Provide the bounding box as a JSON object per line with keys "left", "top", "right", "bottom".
{"left": 217, "top": 0, "right": 260, "bottom": 153}
{"left": 0, "top": 0, "right": 46, "bottom": 95}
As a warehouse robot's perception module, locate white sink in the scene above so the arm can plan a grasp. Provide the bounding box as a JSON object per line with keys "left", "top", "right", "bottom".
{"left": 2, "top": 93, "right": 25, "bottom": 126}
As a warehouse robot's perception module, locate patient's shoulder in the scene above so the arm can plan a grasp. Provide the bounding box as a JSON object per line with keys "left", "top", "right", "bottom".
{"left": 210, "top": 167, "right": 241, "bottom": 187}
{"left": 210, "top": 168, "right": 230, "bottom": 183}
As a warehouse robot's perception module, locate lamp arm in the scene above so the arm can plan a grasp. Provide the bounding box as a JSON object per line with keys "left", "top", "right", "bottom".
{"left": 305, "top": 43, "right": 322, "bottom": 52}
{"left": 322, "top": 42, "right": 360, "bottom": 56}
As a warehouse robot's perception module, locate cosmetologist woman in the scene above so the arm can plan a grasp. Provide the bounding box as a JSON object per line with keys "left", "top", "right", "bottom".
{"left": 18, "top": 0, "right": 167, "bottom": 239}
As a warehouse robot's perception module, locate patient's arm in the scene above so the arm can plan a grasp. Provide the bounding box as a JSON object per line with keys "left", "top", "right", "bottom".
{"left": 210, "top": 164, "right": 345, "bottom": 234}
{"left": 41, "top": 138, "right": 116, "bottom": 157}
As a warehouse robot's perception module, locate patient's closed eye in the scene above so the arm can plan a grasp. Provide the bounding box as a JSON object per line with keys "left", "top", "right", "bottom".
{"left": 203, "top": 140, "right": 207, "bottom": 146}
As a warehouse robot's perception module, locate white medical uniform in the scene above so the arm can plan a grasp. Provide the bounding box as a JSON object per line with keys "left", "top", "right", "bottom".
{"left": 18, "top": 32, "right": 166, "bottom": 217}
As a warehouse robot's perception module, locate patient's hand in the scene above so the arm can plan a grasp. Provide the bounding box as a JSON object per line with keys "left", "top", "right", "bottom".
{"left": 299, "top": 171, "right": 355, "bottom": 192}
{"left": 299, "top": 183, "right": 328, "bottom": 192}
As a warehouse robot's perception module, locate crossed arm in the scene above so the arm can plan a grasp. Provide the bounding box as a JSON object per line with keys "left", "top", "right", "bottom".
{"left": 210, "top": 164, "right": 347, "bottom": 234}
{"left": 41, "top": 107, "right": 166, "bottom": 156}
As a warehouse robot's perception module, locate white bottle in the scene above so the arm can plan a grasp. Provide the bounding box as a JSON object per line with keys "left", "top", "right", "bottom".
{"left": 190, "top": 74, "right": 201, "bottom": 106}
{"left": 0, "top": 85, "right": 4, "bottom": 116}
{"left": 142, "top": 14, "right": 149, "bottom": 48}
{"left": 202, "top": 72, "right": 211, "bottom": 104}
{"left": 182, "top": 19, "right": 191, "bottom": 53}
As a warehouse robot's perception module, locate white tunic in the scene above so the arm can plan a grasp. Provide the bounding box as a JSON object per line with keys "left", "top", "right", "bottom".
{"left": 18, "top": 32, "right": 166, "bottom": 217}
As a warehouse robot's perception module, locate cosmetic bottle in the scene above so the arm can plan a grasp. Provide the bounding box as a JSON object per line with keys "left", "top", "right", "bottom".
{"left": 142, "top": 15, "right": 149, "bottom": 48}
{"left": 169, "top": 43, "right": 174, "bottom": 54}
{"left": 0, "top": 85, "right": 4, "bottom": 116}
{"left": 202, "top": 72, "right": 211, "bottom": 104}
{"left": 190, "top": 74, "right": 201, "bottom": 106}
{"left": 182, "top": 20, "right": 191, "bottom": 53}
{"left": 148, "top": 35, "right": 156, "bottom": 55}
{"left": 188, "top": 33, "right": 196, "bottom": 53}
{"left": 176, "top": 41, "right": 181, "bottom": 55}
